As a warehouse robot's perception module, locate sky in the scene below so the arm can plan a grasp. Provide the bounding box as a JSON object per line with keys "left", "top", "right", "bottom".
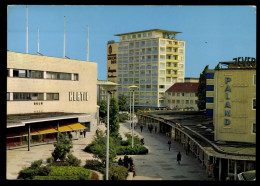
{"left": 7, "top": 5, "right": 256, "bottom": 80}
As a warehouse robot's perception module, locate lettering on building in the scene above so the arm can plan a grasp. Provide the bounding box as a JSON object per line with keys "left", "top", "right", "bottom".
{"left": 224, "top": 77, "right": 231, "bottom": 125}
{"left": 108, "top": 45, "right": 117, "bottom": 64}
{"left": 233, "top": 57, "right": 256, "bottom": 67}
{"left": 69, "top": 92, "right": 88, "bottom": 101}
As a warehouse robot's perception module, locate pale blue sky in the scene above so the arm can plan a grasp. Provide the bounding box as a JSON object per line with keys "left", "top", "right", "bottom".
{"left": 7, "top": 5, "right": 256, "bottom": 80}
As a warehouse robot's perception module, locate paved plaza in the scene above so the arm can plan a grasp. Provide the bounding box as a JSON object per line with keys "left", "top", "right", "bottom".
{"left": 6, "top": 122, "right": 208, "bottom": 180}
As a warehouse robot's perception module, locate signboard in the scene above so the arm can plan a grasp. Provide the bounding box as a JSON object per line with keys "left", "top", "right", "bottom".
{"left": 107, "top": 44, "right": 118, "bottom": 79}
{"left": 233, "top": 57, "right": 256, "bottom": 67}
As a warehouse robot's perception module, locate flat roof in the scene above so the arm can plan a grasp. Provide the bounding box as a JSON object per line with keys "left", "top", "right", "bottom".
{"left": 115, "top": 29, "right": 182, "bottom": 36}
{"left": 7, "top": 112, "right": 89, "bottom": 128}
{"left": 139, "top": 111, "right": 255, "bottom": 160}
{"left": 7, "top": 51, "right": 97, "bottom": 64}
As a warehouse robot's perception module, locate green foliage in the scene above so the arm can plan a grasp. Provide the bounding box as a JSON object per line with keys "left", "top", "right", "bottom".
{"left": 98, "top": 100, "right": 107, "bottom": 119}
{"left": 109, "top": 98, "right": 120, "bottom": 138}
{"left": 17, "top": 166, "right": 51, "bottom": 180}
{"left": 48, "top": 166, "right": 91, "bottom": 179}
{"left": 18, "top": 168, "right": 39, "bottom": 180}
{"left": 52, "top": 132, "right": 73, "bottom": 161}
{"left": 84, "top": 130, "right": 117, "bottom": 165}
{"left": 118, "top": 94, "right": 128, "bottom": 111}
{"left": 117, "top": 145, "right": 148, "bottom": 155}
{"left": 46, "top": 156, "right": 54, "bottom": 164}
{"left": 197, "top": 65, "right": 209, "bottom": 110}
{"left": 104, "top": 165, "right": 129, "bottom": 180}
{"left": 84, "top": 160, "right": 104, "bottom": 173}
{"left": 33, "top": 176, "right": 79, "bottom": 180}
{"left": 119, "top": 113, "right": 129, "bottom": 122}
{"left": 66, "top": 153, "right": 81, "bottom": 167}
{"left": 30, "top": 160, "right": 43, "bottom": 169}
{"left": 121, "top": 140, "right": 129, "bottom": 146}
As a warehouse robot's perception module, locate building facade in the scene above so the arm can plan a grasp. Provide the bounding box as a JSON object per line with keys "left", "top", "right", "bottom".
{"left": 165, "top": 82, "right": 199, "bottom": 110}
{"left": 7, "top": 51, "right": 98, "bottom": 149}
{"left": 206, "top": 58, "right": 256, "bottom": 143}
{"left": 107, "top": 29, "right": 185, "bottom": 108}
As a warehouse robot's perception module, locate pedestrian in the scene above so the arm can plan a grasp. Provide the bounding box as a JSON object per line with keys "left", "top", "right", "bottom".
{"left": 118, "top": 158, "right": 123, "bottom": 166}
{"left": 69, "top": 132, "right": 72, "bottom": 140}
{"left": 154, "top": 125, "right": 157, "bottom": 133}
{"left": 123, "top": 154, "right": 129, "bottom": 168}
{"left": 151, "top": 125, "right": 154, "bottom": 133}
{"left": 140, "top": 125, "right": 143, "bottom": 132}
{"left": 130, "top": 165, "right": 136, "bottom": 177}
{"left": 140, "top": 138, "right": 144, "bottom": 145}
{"left": 83, "top": 129, "right": 86, "bottom": 138}
{"left": 168, "top": 139, "right": 172, "bottom": 151}
{"left": 177, "top": 152, "right": 182, "bottom": 164}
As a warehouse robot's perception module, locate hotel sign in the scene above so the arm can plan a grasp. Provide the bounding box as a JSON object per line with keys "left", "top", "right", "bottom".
{"left": 69, "top": 92, "right": 88, "bottom": 101}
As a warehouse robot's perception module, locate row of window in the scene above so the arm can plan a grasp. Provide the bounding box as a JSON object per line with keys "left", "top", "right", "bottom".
{"left": 7, "top": 69, "right": 79, "bottom": 81}
{"left": 121, "top": 32, "right": 153, "bottom": 41}
{"left": 168, "top": 99, "right": 198, "bottom": 104}
{"left": 167, "top": 92, "right": 197, "bottom": 97}
{"left": 7, "top": 92, "right": 59, "bottom": 101}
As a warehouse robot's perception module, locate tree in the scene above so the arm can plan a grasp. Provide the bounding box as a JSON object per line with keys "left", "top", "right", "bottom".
{"left": 197, "top": 65, "right": 209, "bottom": 110}
{"left": 90, "top": 130, "right": 117, "bottom": 166}
{"left": 109, "top": 98, "right": 120, "bottom": 138}
{"left": 98, "top": 100, "right": 107, "bottom": 120}
{"left": 118, "top": 94, "right": 128, "bottom": 111}
{"left": 51, "top": 132, "right": 73, "bottom": 161}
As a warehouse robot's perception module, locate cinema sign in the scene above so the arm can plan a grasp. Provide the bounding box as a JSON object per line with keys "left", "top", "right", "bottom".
{"left": 233, "top": 57, "right": 256, "bottom": 67}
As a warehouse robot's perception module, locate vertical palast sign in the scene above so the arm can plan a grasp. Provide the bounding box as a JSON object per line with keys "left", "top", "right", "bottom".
{"left": 224, "top": 77, "right": 231, "bottom": 125}
{"left": 69, "top": 92, "right": 88, "bottom": 101}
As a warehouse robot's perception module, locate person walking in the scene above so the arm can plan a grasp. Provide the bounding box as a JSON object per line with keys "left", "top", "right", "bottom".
{"left": 83, "top": 129, "right": 86, "bottom": 138}
{"left": 151, "top": 125, "right": 154, "bottom": 133}
{"left": 154, "top": 125, "right": 157, "bottom": 133}
{"left": 168, "top": 139, "right": 172, "bottom": 151}
{"left": 177, "top": 152, "right": 182, "bottom": 164}
{"left": 140, "top": 125, "right": 143, "bottom": 132}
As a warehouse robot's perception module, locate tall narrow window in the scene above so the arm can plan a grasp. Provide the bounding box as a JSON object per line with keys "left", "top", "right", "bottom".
{"left": 252, "top": 123, "right": 256, "bottom": 133}
{"left": 74, "top": 74, "right": 79, "bottom": 81}
{"left": 254, "top": 74, "right": 256, "bottom": 85}
{"left": 253, "top": 99, "right": 256, "bottom": 110}
{"left": 7, "top": 93, "right": 10, "bottom": 101}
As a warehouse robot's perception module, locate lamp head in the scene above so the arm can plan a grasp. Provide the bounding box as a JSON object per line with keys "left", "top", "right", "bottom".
{"left": 128, "top": 85, "right": 138, "bottom": 91}
{"left": 98, "top": 81, "right": 119, "bottom": 91}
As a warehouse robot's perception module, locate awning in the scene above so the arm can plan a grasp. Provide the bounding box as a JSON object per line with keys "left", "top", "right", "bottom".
{"left": 7, "top": 123, "right": 86, "bottom": 138}
{"left": 36, "top": 126, "right": 57, "bottom": 134}
{"left": 67, "top": 123, "right": 86, "bottom": 130}
{"left": 58, "top": 123, "right": 86, "bottom": 132}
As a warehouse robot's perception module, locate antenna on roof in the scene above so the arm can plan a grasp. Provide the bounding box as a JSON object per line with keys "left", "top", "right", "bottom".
{"left": 63, "top": 16, "right": 66, "bottom": 58}
{"left": 26, "top": 6, "right": 28, "bottom": 54}
{"left": 87, "top": 25, "right": 89, "bottom": 61}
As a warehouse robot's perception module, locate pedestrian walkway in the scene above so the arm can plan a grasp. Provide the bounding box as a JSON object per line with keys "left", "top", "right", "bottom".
{"left": 6, "top": 122, "right": 208, "bottom": 180}
{"left": 120, "top": 122, "right": 208, "bottom": 180}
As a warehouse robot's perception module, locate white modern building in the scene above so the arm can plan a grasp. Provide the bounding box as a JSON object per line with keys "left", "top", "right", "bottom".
{"left": 108, "top": 29, "right": 185, "bottom": 108}
{"left": 7, "top": 51, "right": 98, "bottom": 149}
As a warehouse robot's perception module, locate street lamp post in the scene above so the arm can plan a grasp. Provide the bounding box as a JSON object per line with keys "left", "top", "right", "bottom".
{"left": 128, "top": 85, "right": 138, "bottom": 148}
{"left": 97, "top": 81, "right": 119, "bottom": 180}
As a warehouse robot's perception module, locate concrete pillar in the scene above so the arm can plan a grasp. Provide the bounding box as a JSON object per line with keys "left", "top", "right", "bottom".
{"left": 234, "top": 160, "right": 237, "bottom": 181}
{"left": 219, "top": 158, "right": 222, "bottom": 180}
{"left": 28, "top": 124, "right": 30, "bottom": 151}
